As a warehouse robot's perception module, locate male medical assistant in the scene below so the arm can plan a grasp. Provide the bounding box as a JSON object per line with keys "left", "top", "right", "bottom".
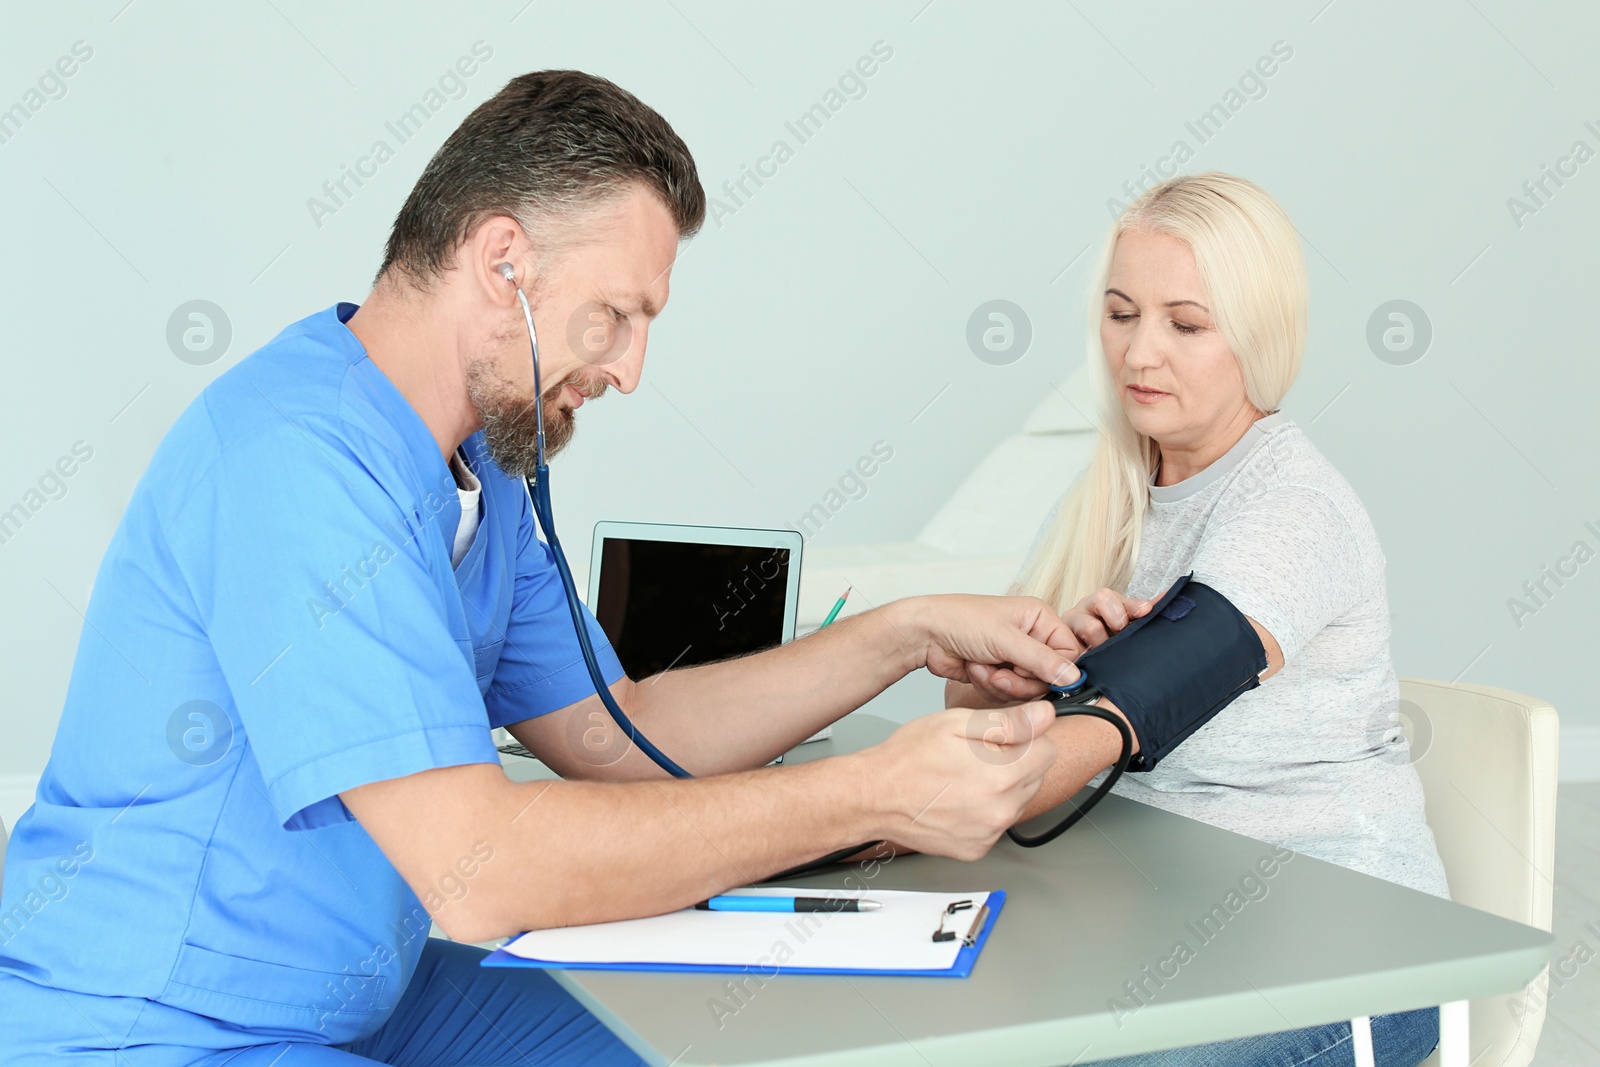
{"left": 0, "top": 302, "right": 624, "bottom": 1054}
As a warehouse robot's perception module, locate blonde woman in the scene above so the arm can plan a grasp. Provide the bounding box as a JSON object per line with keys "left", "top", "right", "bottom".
{"left": 947, "top": 173, "right": 1446, "bottom": 1067}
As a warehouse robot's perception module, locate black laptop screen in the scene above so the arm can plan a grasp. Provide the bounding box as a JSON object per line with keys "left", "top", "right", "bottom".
{"left": 592, "top": 538, "right": 792, "bottom": 679}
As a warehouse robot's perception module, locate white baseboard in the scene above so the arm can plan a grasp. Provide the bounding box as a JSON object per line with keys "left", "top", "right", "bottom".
{"left": 0, "top": 774, "right": 39, "bottom": 837}
{"left": 1562, "top": 725, "right": 1600, "bottom": 783}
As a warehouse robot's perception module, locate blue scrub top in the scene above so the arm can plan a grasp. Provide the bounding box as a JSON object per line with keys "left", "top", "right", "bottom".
{"left": 0, "top": 303, "right": 624, "bottom": 1049}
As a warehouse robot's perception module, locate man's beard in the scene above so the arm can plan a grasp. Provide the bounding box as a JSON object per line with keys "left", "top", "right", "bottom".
{"left": 465, "top": 359, "right": 602, "bottom": 478}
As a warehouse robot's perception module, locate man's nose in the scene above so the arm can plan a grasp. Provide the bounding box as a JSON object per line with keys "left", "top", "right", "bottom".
{"left": 606, "top": 323, "right": 647, "bottom": 394}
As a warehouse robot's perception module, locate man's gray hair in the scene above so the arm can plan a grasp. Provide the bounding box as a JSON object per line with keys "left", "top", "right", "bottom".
{"left": 378, "top": 69, "right": 705, "bottom": 287}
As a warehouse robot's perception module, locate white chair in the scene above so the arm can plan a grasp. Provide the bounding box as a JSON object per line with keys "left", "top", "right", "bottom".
{"left": 1390, "top": 678, "right": 1559, "bottom": 1067}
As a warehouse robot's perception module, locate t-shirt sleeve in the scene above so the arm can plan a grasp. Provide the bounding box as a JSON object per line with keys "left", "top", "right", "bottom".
{"left": 173, "top": 415, "right": 498, "bottom": 830}
{"left": 482, "top": 476, "right": 626, "bottom": 730}
{"left": 1187, "top": 485, "right": 1365, "bottom": 666}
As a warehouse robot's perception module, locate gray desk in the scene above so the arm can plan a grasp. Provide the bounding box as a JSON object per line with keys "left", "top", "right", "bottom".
{"left": 501, "top": 715, "right": 1551, "bottom": 1066}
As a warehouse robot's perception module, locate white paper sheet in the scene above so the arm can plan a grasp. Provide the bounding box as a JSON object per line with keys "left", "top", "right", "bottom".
{"left": 500, "top": 887, "right": 992, "bottom": 972}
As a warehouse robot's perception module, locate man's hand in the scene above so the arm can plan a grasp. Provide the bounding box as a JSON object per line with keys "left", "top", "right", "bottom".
{"left": 342, "top": 702, "right": 1059, "bottom": 939}
{"left": 857, "top": 702, "right": 1057, "bottom": 861}
{"left": 896, "top": 594, "right": 1084, "bottom": 705}
{"left": 941, "top": 588, "right": 1154, "bottom": 710}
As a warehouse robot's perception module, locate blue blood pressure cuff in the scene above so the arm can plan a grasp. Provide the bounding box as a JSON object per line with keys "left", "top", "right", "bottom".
{"left": 1053, "top": 573, "right": 1267, "bottom": 772}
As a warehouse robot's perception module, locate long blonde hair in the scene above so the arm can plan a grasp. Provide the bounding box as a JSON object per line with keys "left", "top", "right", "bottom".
{"left": 1016, "top": 172, "right": 1308, "bottom": 611}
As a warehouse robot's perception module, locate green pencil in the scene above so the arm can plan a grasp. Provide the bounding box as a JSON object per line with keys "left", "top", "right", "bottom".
{"left": 819, "top": 586, "right": 852, "bottom": 629}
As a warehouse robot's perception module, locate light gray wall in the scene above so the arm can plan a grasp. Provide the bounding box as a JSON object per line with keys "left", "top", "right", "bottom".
{"left": 2, "top": 1, "right": 1597, "bottom": 782}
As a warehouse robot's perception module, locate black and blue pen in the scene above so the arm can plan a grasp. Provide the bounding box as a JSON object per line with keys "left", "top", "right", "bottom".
{"left": 695, "top": 895, "right": 881, "bottom": 913}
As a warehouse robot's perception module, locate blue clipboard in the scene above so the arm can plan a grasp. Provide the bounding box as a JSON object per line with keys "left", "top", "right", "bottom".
{"left": 481, "top": 890, "right": 1006, "bottom": 979}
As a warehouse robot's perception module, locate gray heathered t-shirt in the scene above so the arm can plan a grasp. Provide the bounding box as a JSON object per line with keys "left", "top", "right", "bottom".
{"left": 1034, "top": 413, "right": 1450, "bottom": 899}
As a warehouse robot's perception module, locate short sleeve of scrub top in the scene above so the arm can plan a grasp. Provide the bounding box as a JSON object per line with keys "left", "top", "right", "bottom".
{"left": 171, "top": 416, "right": 497, "bottom": 831}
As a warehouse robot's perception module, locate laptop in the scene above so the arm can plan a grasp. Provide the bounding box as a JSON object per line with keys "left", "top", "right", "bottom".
{"left": 497, "top": 521, "right": 811, "bottom": 761}
{"left": 586, "top": 521, "right": 803, "bottom": 679}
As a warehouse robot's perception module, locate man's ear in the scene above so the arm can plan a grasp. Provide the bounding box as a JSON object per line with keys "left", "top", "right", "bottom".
{"left": 473, "top": 215, "right": 531, "bottom": 302}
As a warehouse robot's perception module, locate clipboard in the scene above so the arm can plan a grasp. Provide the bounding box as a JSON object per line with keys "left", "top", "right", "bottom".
{"left": 481, "top": 889, "right": 1006, "bottom": 979}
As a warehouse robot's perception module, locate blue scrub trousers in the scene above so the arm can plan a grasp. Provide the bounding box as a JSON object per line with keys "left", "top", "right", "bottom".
{"left": 1080, "top": 1005, "right": 1439, "bottom": 1066}
{"left": 1, "top": 939, "right": 643, "bottom": 1066}
{"left": 203, "top": 940, "right": 642, "bottom": 1067}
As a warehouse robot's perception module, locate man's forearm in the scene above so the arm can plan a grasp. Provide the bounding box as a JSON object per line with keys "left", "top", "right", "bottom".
{"left": 347, "top": 752, "right": 883, "bottom": 942}
{"left": 352, "top": 702, "right": 1061, "bottom": 942}
{"left": 619, "top": 603, "right": 925, "bottom": 773}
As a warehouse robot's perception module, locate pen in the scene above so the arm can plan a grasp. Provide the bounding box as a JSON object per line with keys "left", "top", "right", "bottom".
{"left": 819, "top": 586, "right": 851, "bottom": 629}
{"left": 695, "top": 895, "right": 882, "bottom": 912}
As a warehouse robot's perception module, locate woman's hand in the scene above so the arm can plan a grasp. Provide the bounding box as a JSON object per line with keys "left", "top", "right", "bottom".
{"left": 1061, "top": 587, "right": 1154, "bottom": 648}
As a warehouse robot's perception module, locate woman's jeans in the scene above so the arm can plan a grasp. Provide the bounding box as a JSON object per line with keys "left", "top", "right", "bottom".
{"left": 1080, "top": 1005, "right": 1440, "bottom": 1066}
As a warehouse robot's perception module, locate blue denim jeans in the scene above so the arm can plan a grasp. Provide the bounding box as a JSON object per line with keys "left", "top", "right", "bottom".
{"left": 1081, "top": 1006, "right": 1439, "bottom": 1066}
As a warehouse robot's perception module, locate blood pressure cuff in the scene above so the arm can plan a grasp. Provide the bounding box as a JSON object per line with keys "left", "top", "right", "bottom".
{"left": 1076, "top": 573, "right": 1267, "bottom": 772}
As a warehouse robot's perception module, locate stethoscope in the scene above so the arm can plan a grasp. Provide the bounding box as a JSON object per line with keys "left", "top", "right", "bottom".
{"left": 497, "top": 262, "right": 1131, "bottom": 869}
{"left": 499, "top": 261, "right": 692, "bottom": 778}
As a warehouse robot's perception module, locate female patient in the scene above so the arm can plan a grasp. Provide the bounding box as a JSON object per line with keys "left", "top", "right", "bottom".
{"left": 947, "top": 172, "right": 1447, "bottom": 1067}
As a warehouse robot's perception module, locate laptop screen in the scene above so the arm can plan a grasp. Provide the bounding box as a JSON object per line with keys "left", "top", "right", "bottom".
{"left": 591, "top": 535, "right": 796, "bottom": 679}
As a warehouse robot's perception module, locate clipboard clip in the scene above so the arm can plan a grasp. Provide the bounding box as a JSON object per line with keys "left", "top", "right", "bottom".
{"left": 931, "top": 899, "right": 989, "bottom": 945}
